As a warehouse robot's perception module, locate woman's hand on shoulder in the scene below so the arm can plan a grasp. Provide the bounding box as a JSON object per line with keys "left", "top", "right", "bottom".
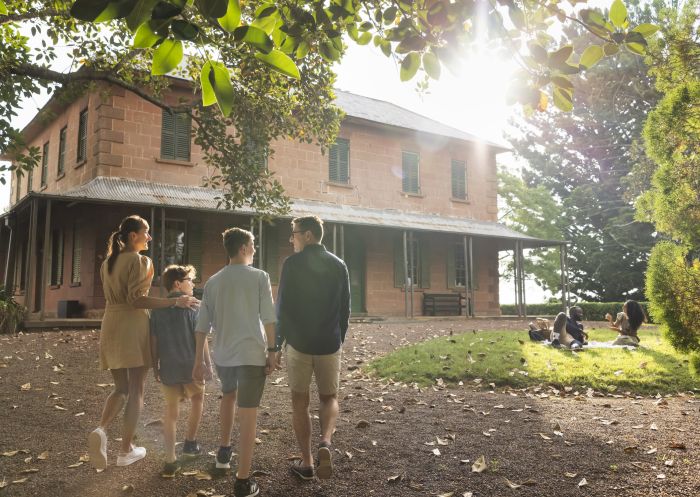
{"left": 175, "top": 295, "right": 200, "bottom": 309}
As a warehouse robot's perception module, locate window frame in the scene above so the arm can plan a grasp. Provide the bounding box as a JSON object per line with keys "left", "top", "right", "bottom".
{"left": 401, "top": 150, "right": 420, "bottom": 194}
{"left": 50, "top": 228, "right": 64, "bottom": 287}
{"left": 71, "top": 222, "right": 82, "bottom": 285}
{"left": 58, "top": 126, "right": 67, "bottom": 175}
{"left": 160, "top": 110, "right": 192, "bottom": 162}
{"left": 451, "top": 159, "right": 467, "bottom": 200}
{"left": 41, "top": 142, "right": 49, "bottom": 187}
{"left": 77, "top": 108, "right": 88, "bottom": 163}
{"left": 329, "top": 138, "right": 350, "bottom": 184}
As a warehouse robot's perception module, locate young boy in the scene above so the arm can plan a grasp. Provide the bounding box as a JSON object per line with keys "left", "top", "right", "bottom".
{"left": 193, "top": 228, "right": 277, "bottom": 497}
{"left": 150, "top": 265, "right": 212, "bottom": 477}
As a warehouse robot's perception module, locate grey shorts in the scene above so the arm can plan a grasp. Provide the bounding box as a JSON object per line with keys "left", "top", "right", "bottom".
{"left": 215, "top": 365, "right": 266, "bottom": 408}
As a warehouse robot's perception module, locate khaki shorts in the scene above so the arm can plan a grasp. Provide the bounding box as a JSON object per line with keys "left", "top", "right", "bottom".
{"left": 286, "top": 344, "right": 342, "bottom": 396}
{"left": 161, "top": 381, "right": 205, "bottom": 404}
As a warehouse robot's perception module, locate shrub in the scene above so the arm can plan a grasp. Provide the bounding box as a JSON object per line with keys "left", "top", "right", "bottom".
{"left": 500, "top": 302, "right": 653, "bottom": 322}
{"left": 0, "top": 287, "right": 26, "bottom": 334}
{"left": 646, "top": 241, "right": 700, "bottom": 353}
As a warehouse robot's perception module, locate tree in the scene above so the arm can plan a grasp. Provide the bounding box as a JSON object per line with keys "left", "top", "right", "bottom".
{"left": 0, "top": 0, "right": 659, "bottom": 214}
{"left": 638, "top": 0, "right": 699, "bottom": 359}
{"left": 501, "top": 0, "right": 663, "bottom": 302}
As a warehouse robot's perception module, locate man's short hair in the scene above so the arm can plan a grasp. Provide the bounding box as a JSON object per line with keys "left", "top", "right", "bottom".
{"left": 292, "top": 216, "right": 323, "bottom": 241}
{"left": 222, "top": 227, "right": 253, "bottom": 258}
{"left": 162, "top": 264, "right": 196, "bottom": 291}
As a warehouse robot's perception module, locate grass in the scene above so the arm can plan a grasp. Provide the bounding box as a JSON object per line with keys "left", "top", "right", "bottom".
{"left": 368, "top": 327, "right": 700, "bottom": 395}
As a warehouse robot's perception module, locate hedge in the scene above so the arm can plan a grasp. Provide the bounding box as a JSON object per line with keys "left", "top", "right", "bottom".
{"left": 500, "top": 302, "right": 653, "bottom": 323}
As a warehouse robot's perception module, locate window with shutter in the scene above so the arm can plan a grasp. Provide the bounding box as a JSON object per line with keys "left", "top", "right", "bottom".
{"left": 402, "top": 151, "right": 420, "bottom": 194}
{"left": 27, "top": 164, "right": 33, "bottom": 193}
{"left": 71, "top": 223, "right": 82, "bottom": 285}
{"left": 41, "top": 142, "right": 49, "bottom": 187}
{"left": 161, "top": 111, "right": 192, "bottom": 161}
{"left": 58, "top": 127, "right": 67, "bottom": 175}
{"left": 156, "top": 219, "right": 187, "bottom": 275}
{"left": 447, "top": 242, "right": 466, "bottom": 288}
{"left": 77, "top": 109, "right": 88, "bottom": 162}
{"left": 15, "top": 170, "right": 21, "bottom": 203}
{"left": 50, "top": 229, "right": 64, "bottom": 286}
{"left": 329, "top": 138, "right": 349, "bottom": 183}
{"left": 451, "top": 160, "right": 467, "bottom": 199}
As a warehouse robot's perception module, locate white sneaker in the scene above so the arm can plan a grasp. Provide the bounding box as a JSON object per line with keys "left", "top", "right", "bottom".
{"left": 116, "top": 446, "right": 146, "bottom": 466}
{"left": 88, "top": 428, "right": 108, "bottom": 470}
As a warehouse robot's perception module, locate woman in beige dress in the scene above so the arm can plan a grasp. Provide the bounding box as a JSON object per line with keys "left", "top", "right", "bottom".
{"left": 88, "top": 215, "right": 198, "bottom": 469}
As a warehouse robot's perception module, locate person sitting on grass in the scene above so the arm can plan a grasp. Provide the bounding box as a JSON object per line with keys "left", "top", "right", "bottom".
{"left": 605, "top": 300, "right": 646, "bottom": 347}
{"left": 150, "top": 264, "right": 213, "bottom": 478}
{"left": 551, "top": 306, "right": 587, "bottom": 349}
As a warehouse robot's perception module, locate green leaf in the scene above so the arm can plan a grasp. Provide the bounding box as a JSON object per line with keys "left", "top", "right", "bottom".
{"left": 171, "top": 20, "right": 199, "bottom": 41}
{"left": 70, "top": 0, "right": 111, "bottom": 22}
{"left": 580, "top": 9, "right": 614, "bottom": 38}
{"left": 95, "top": 1, "right": 135, "bottom": 23}
{"left": 356, "top": 32, "right": 372, "bottom": 45}
{"left": 380, "top": 40, "right": 392, "bottom": 57}
{"left": 528, "top": 42, "right": 548, "bottom": 64}
{"left": 553, "top": 87, "right": 573, "bottom": 112}
{"left": 252, "top": 5, "right": 279, "bottom": 34}
{"left": 210, "top": 62, "right": 234, "bottom": 116}
{"left": 609, "top": 0, "right": 628, "bottom": 29}
{"left": 551, "top": 76, "right": 574, "bottom": 91}
{"left": 422, "top": 52, "right": 441, "bottom": 80}
{"left": 400, "top": 52, "right": 420, "bottom": 82}
{"left": 196, "top": 0, "right": 228, "bottom": 19}
{"left": 233, "top": 26, "right": 273, "bottom": 54}
{"left": 509, "top": 6, "right": 525, "bottom": 29}
{"left": 319, "top": 41, "right": 341, "bottom": 61}
{"left": 0, "top": 1, "right": 7, "bottom": 15}
{"left": 631, "top": 23, "right": 659, "bottom": 38}
{"left": 579, "top": 45, "right": 604, "bottom": 69}
{"left": 396, "top": 36, "right": 426, "bottom": 54}
{"left": 200, "top": 61, "right": 217, "bottom": 107}
{"left": 126, "top": 0, "right": 159, "bottom": 31}
{"left": 151, "top": 38, "right": 183, "bottom": 75}
{"left": 603, "top": 43, "right": 620, "bottom": 55}
{"left": 255, "top": 49, "right": 300, "bottom": 79}
{"left": 625, "top": 42, "right": 646, "bottom": 55}
{"left": 295, "top": 41, "right": 310, "bottom": 59}
{"left": 548, "top": 45, "right": 573, "bottom": 68}
{"left": 217, "top": 0, "right": 240, "bottom": 31}
{"left": 133, "top": 21, "right": 162, "bottom": 48}
{"left": 383, "top": 6, "right": 397, "bottom": 23}
{"left": 152, "top": 1, "right": 183, "bottom": 19}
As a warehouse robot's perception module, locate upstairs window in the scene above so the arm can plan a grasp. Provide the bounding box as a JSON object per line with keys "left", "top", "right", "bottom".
{"left": 41, "top": 142, "right": 49, "bottom": 187}
{"left": 27, "top": 164, "right": 34, "bottom": 193}
{"left": 329, "top": 138, "right": 349, "bottom": 184}
{"left": 58, "top": 126, "right": 67, "bottom": 175}
{"left": 161, "top": 110, "right": 191, "bottom": 162}
{"left": 77, "top": 109, "right": 88, "bottom": 162}
{"left": 15, "top": 170, "right": 21, "bottom": 203}
{"left": 402, "top": 151, "right": 420, "bottom": 194}
{"left": 451, "top": 159, "right": 467, "bottom": 200}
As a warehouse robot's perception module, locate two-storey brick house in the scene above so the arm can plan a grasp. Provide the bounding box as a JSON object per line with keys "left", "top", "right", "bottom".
{"left": 0, "top": 81, "right": 564, "bottom": 321}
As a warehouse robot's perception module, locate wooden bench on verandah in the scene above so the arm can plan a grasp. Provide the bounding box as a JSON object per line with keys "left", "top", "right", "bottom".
{"left": 422, "top": 292, "right": 466, "bottom": 316}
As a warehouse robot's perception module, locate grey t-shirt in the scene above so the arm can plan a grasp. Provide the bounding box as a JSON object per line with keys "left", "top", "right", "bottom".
{"left": 196, "top": 264, "right": 276, "bottom": 367}
{"left": 150, "top": 292, "right": 199, "bottom": 385}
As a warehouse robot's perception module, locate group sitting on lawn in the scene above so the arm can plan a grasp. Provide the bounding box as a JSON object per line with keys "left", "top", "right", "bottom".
{"left": 87, "top": 215, "right": 350, "bottom": 497}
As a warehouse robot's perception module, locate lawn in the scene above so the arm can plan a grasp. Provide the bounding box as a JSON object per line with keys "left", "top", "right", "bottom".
{"left": 369, "top": 327, "right": 700, "bottom": 395}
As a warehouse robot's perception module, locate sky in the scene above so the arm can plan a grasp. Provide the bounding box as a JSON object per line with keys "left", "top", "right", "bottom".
{"left": 1, "top": 31, "right": 550, "bottom": 304}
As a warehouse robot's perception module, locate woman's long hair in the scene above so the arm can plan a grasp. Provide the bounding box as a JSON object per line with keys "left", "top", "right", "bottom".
{"left": 105, "top": 216, "right": 149, "bottom": 274}
{"left": 625, "top": 300, "right": 646, "bottom": 333}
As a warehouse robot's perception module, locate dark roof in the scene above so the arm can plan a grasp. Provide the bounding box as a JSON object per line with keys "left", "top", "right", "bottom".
{"left": 12, "top": 177, "right": 562, "bottom": 249}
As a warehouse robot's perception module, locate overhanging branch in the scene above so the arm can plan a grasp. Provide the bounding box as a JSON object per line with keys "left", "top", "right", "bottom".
{"left": 1, "top": 9, "right": 68, "bottom": 25}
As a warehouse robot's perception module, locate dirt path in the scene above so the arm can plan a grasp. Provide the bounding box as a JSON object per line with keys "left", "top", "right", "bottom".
{"left": 0, "top": 319, "right": 698, "bottom": 496}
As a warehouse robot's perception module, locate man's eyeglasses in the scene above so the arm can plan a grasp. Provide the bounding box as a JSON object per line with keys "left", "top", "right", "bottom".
{"left": 181, "top": 277, "right": 193, "bottom": 282}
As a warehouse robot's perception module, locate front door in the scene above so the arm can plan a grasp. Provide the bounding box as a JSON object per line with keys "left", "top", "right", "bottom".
{"left": 342, "top": 227, "right": 366, "bottom": 315}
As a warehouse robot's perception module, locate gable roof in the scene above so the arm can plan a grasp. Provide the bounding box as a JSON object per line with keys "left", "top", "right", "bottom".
{"left": 334, "top": 90, "right": 509, "bottom": 152}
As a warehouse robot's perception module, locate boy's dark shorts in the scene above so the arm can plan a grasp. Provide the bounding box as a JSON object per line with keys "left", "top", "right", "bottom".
{"left": 215, "top": 365, "right": 266, "bottom": 408}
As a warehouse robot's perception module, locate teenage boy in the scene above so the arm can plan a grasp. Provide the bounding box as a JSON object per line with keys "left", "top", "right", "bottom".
{"left": 193, "top": 228, "right": 277, "bottom": 497}
{"left": 150, "top": 265, "right": 212, "bottom": 477}
{"left": 275, "top": 216, "right": 350, "bottom": 480}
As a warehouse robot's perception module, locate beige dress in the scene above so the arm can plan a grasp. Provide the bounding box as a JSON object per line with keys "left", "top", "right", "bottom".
{"left": 99, "top": 251, "right": 155, "bottom": 370}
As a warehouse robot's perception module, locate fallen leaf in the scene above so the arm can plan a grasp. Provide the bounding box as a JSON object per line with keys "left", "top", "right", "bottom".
{"left": 646, "top": 448, "right": 658, "bottom": 455}
{"left": 387, "top": 472, "right": 405, "bottom": 483}
{"left": 254, "top": 438, "right": 262, "bottom": 444}
{"left": 19, "top": 468, "right": 39, "bottom": 474}
{"left": 0, "top": 478, "right": 6, "bottom": 489}
{"left": 657, "top": 474, "right": 666, "bottom": 479}
{"left": 539, "top": 433, "right": 551, "bottom": 440}
{"left": 251, "top": 470, "right": 271, "bottom": 477}
{"left": 650, "top": 423, "right": 658, "bottom": 431}
{"left": 665, "top": 460, "right": 674, "bottom": 467}
{"left": 2, "top": 450, "right": 19, "bottom": 457}
{"left": 54, "top": 405, "right": 67, "bottom": 411}
{"left": 345, "top": 451, "right": 353, "bottom": 459}
{"left": 355, "top": 420, "right": 370, "bottom": 429}
{"left": 181, "top": 471, "right": 199, "bottom": 476}
{"left": 122, "top": 484, "right": 134, "bottom": 493}
{"left": 504, "top": 478, "right": 521, "bottom": 489}
{"left": 472, "top": 455, "right": 487, "bottom": 473}
{"left": 67, "top": 462, "right": 84, "bottom": 468}
{"left": 436, "top": 437, "right": 449, "bottom": 446}
{"left": 74, "top": 412, "right": 85, "bottom": 417}
{"left": 432, "top": 448, "right": 441, "bottom": 456}
{"left": 623, "top": 446, "right": 637, "bottom": 454}
{"left": 194, "top": 471, "right": 212, "bottom": 480}
{"left": 437, "top": 493, "right": 454, "bottom": 497}
{"left": 144, "top": 419, "right": 163, "bottom": 427}
{"left": 463, "top": 493, "right": 473, "bottom": 497}
{"left": 578, "top": 478, "right": 588, "bottom": 487}
{"left": 24, "top": 456, "right": 32, "bottom": 463}
{"left": 20, "top": 383, "right": 31, "bottom": 391}
{"left": 12, "top": 478, "right": 28, "bottom": 484}
{"left": 668, "top": 442, "right": 686, "bottom": 450}
{"left": 459, "top": 459, "right": 470, "bottom": 464}
{"left": 565, "top": 472, "right": 577, "bottom": 478}
{"left": 37, "top": 451, "right": 49, "bottom": 460}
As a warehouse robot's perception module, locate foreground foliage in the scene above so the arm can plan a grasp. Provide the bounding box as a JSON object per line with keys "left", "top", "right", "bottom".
{"left": 369, "top": 328, "right": 699, "bottom": 394}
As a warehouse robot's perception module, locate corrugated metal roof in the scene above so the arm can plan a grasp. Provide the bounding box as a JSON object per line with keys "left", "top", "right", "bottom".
{"left": 49, "top": 177, "right": 561, "bottom": 248}
{"left": 334, "top": 90, "right": 510, "bottom": 151}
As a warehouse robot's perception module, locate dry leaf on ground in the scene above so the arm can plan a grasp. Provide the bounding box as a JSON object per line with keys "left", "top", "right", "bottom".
{"left": 471, "top": 455, "right": 487, "bottom": 473}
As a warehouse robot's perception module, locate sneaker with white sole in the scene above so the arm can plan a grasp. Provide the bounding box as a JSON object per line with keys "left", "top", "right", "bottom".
{"left": 316, "top": 444, "right": 333, "bottom": 480}
{"left": 215, "top": 446, "right": 233, "bottom": 469}
{"left": 116, "top": 446, "right": 146, "bottom": 466}
{"left": 88, "top": 427, "right": 108, "bottom": 470}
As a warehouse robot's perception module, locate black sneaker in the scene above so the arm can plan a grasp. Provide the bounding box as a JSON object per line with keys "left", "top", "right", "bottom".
{"left": 234, "top": 476, "right": 260, "bottom": 497}
{"left": 291, "top": 460, "right": 315, "bottom": 480}
{"left": 316, "top": 443, "right": 333, "bottom": 480}
{"left": 182, "top": 440, "right": 202, "bottom": 458}
{"left": 216, "top": 446, "right": 232, "bottom": 469}
{"left": 161, "top": 460, "right": 181, "bottom": 478}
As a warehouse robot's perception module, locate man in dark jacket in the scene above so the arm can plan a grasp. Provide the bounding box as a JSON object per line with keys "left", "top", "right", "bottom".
{"left": 275, "top": 216, "right": 350, "bottom": 481}
{"left": 551, "top": 306, "right": 587, "bottom": 349}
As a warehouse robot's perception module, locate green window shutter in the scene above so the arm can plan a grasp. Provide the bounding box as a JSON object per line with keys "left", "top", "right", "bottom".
{"left": 393, "top": 236, "right": 405, "bottom": 288}
{"left": 41, "top": 142, "right": 49, "bottom": 186}
{"left": 77, "top": 109, "right": 88, "bottom": 162}
{"left": 58, "top": 127, "right": 66, "bottom": 175}
{"left": 402, "top": 151, "right": 419, "bottom": 193}
{"left": 161, "top": 110, "right": 175, "bottom": 160}
{"left": 419, "top": 239, "right": 430, "bottom": 288}
{"left": 174, "top": 112, "right": 191, "bottom": 161}
{"left": 329, "top": 142, "right": 339, "bottom": 182}
{"left": 264, "top": 223, "right": 279, "bottom": 284}
{"left": 451, "top": 160, "right": 466, "bottom": 199}
{"left": 329, "top": 138, "right": 349, "bottom": 183}
{"left": 446, "top": 242, "right": 456, "bottom": 289}
{"left": 187, "top": 221, "right": 203, "bottom": 282}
